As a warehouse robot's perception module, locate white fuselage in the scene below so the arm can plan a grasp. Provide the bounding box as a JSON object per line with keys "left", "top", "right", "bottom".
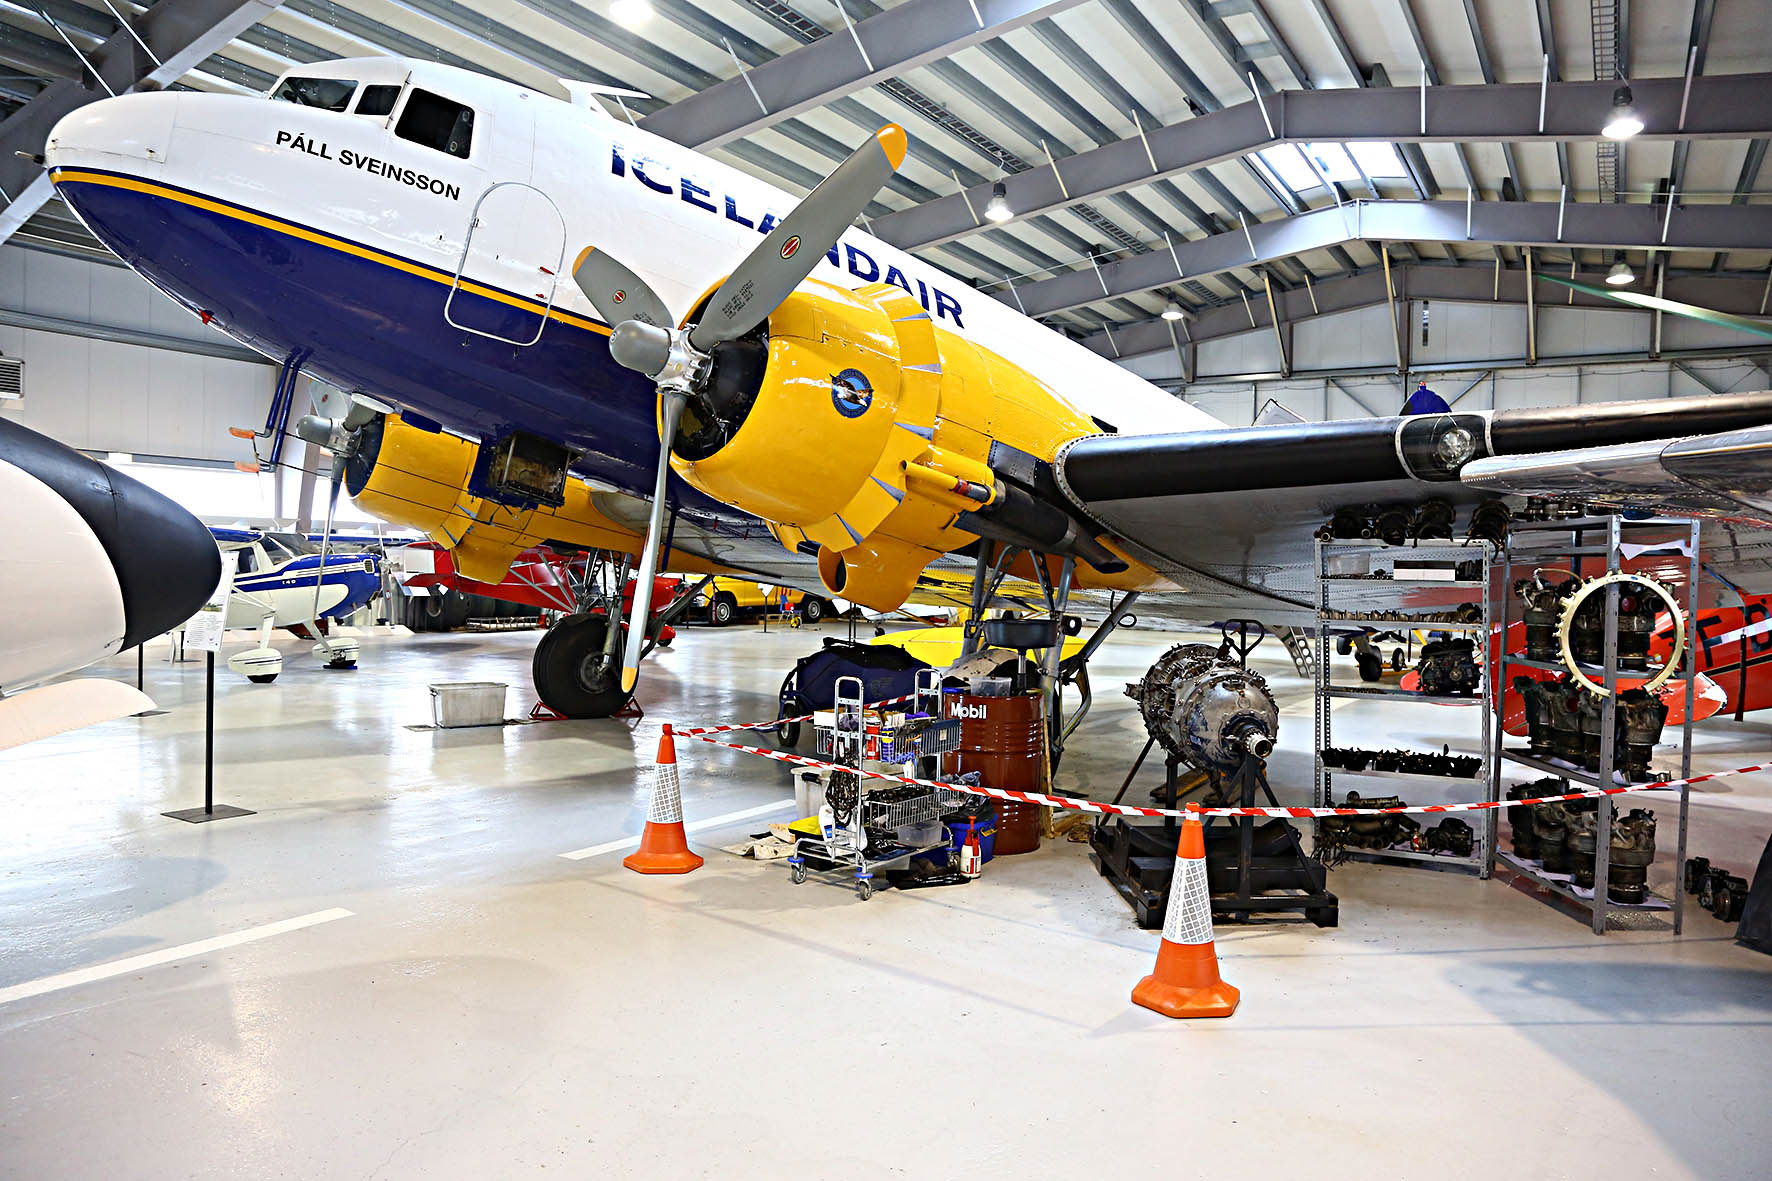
{"left": 43, "top": 55, "right": 1218, "bottom": 500}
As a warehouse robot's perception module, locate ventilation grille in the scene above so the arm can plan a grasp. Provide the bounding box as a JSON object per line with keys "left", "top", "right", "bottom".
{"left": 0, "top": 356, "right": 21, "bottom": 400}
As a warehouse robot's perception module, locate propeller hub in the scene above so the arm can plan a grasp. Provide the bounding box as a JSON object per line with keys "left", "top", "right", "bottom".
{"left": 609, "top": 321, "right": 673, "bottom": 378}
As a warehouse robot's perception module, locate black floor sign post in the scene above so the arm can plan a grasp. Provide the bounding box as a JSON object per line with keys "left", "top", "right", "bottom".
{"left": 164, "top": 553, "right": 254, "bottom": 824}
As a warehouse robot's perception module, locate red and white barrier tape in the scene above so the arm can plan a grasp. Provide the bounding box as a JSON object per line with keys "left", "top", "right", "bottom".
{"left": 674, "top": 694, "right": 917, "bottom": 737}
{"left": 684, "top": 730, "right": 1768, "bottom": 820}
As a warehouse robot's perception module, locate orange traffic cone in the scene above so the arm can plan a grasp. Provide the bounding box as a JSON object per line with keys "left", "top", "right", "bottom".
{"left": 1132, "top": 802, "right": 1239, "bottom": 1018}
{"left": 623, "top": 725, "right": 704, "bottom": 874}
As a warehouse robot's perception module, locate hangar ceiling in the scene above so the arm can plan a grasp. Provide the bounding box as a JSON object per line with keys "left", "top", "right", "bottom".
{"left": 1, "top": 0, "right": 1769, "bottom": 360}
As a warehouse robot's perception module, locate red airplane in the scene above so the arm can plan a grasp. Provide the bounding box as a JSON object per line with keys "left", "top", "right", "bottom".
{"left": 399, "top": 542, "right": 683, "bottom": 645}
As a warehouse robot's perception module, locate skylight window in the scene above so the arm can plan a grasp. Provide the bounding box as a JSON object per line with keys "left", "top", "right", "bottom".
{"left": 1256, "top": 142, "right": 1408, "bottom": 192}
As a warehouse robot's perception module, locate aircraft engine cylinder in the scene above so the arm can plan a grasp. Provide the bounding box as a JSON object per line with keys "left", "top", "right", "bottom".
{"left": 1124, "top": 643, "right": 1279, "bottom": 772}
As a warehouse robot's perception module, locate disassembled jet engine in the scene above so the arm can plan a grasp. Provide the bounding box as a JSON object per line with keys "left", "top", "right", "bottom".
{"left": 1315, "top": 793, "right": 1419, "bottom": 863}
{"left": 1416, "top": 636, "right": 1480, "bottom": 696}
{"left": 1515, "top": 572, "right": 1576, "bottom": 661}
{"left": 1125, "top": 643, "right": 1278, "bottom": 773}
{"left": 1688, "top": 858, "right": 1750, "bottom": 922}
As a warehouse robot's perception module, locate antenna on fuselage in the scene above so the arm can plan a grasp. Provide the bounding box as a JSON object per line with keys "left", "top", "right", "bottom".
{"left": 558, "top": 81, "right": 651, "bottom": 123}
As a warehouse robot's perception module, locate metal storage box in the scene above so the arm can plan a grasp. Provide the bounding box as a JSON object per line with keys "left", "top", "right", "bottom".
{"left": 429, "top": 682, "right": 508, "bottom": 728}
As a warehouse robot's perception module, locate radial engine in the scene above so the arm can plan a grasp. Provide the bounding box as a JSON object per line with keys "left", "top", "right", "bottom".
{"left": 1124, "top": 643, "right": 1279, "bottom": 773}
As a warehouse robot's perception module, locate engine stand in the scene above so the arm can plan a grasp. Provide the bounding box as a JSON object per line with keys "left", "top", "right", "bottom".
{"left": 1091, "top": 752, "right": 1338, "bottom": 928}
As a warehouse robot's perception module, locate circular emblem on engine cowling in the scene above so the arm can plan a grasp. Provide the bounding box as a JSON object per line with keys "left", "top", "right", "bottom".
{"left": 780, "top": 235, "right": 801, "bottom": 259}
{"left": 831, "top": 368, "right": 873, "bottom": 418}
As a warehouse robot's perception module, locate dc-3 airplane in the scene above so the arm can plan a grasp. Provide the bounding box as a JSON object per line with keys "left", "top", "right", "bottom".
{"left": 0, "top": 418, "right": 220, "bottom": 749}
{"left": 38, "top": 57, "right": 1772, "bottom": 727}
{"left": 206, "top": 527, "right": 382, "bottom": 682}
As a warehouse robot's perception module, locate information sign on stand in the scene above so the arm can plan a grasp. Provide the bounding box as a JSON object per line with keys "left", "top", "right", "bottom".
{"left": 164, "top": 550, "right": 255, "bottom": 824}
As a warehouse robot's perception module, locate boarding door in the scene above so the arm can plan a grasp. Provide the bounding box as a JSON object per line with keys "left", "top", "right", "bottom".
{"left": 445, "top": 97, "right": 566, "bottom": 346}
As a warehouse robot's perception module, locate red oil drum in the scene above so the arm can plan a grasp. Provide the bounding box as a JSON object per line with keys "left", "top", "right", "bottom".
{"left": 944, "top": 692, "right": 1047, "bottom": 855}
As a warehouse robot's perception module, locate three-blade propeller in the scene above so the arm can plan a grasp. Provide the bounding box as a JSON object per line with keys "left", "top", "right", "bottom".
{"left": 571, "top": 125, "right": 908, "bottom": 695}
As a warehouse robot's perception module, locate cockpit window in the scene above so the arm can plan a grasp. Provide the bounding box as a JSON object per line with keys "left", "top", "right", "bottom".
{"left": 272, "top": 76, "right": 357, "bottom": 112}
{"left": 355, "top": 84, "right": 401, "bottom": 118}
{"left": 395, "top": 89, "right": 474, "bottom": 160}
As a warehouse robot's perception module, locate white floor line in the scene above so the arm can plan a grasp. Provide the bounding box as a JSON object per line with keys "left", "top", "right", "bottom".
{"left": 0, "top": 907, "right": 355, "bottom": 1007}
{"left": 558, "top": 797, "right": 796, "bottom": 861}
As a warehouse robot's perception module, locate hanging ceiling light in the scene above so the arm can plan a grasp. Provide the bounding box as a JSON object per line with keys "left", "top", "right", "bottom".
{"left": 983, "top": 181, "right": 1013, "bottom": 223}
{"left": 1601, "top": 84, "right": 1643, "bottom": 140}
{"left": 1161, "top": 300, "right": 1186, "bottom": 321}
{"left": 610, "top": 0, "right": 654, "bottom": 29}
{"left": 1606, "top": 259, "right": 1637, "bottom": 286}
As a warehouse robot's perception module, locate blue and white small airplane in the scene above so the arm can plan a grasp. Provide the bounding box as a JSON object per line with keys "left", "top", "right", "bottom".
{"left": 208, "top": 527, "right": 383, "bottom": 682}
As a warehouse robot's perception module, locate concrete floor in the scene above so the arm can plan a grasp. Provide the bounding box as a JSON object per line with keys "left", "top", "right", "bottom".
{"left": 2, "top": 619, "right": 1769, "bottom": 1179}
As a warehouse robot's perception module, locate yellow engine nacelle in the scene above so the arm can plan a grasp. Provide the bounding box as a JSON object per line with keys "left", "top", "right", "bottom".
{"left": 345, "top": 413, "right": 691, "bottom": 584}
{"left": 665, "top": 278, "right": 1102, "bottom": 610}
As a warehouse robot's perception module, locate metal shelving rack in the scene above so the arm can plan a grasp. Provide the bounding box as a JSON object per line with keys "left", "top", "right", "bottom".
{"left": 1487, "top": 514, "right": 1700, "bottom": 934}
{"left": 1313, "top": 537, "right": 1499, "bottom": 875}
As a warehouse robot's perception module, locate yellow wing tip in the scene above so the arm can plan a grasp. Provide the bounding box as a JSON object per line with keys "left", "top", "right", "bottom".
{"left": 876, "top": 125, "right": 908, "bottom": 170}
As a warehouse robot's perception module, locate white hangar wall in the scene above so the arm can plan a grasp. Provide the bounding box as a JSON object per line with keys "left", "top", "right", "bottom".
{"left": 0, "top": 243, "right": 274, "bottom": 465}
{"left": 1119, "top": 298, "right": 1772, "bottom": 428}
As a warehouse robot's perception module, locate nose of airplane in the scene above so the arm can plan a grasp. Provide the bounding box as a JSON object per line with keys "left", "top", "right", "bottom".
{"left": 0, "top": 420, "right": 220, "bottom": 648}
{"left": 44, "top": 90, "right": 180, "bottom": 173}
{"left": 99, "top": 462, "right": 224, "bottom": 648}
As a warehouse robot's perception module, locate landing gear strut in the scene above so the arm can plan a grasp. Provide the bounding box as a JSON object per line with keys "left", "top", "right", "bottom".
{"left": 527, "top": 552, "right": 715, "bottom": 719}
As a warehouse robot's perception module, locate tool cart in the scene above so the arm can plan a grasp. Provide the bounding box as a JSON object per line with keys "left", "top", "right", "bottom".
{"left": 787, "top": 673, "right": 965, "bottom": 899}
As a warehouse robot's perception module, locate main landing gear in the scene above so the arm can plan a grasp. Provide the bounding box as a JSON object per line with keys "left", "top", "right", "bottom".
{"left": 532, "top": 612, "right": 631, "bottom": 719}
{"left": 527, "top": 550, "right": 715, "bottom": 719}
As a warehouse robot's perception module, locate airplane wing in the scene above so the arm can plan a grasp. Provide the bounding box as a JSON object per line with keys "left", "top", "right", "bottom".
{"left": 1460, "top": 427, "right": 1772, "bottom": 521}
{"left": 1052, "top": 392, "right": 1772, "bottom": 626}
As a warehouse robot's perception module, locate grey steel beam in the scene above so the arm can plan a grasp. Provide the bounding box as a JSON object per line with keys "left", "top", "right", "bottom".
{"left": 1458, "top": 0, "right": 1523, "bottom": 198}
{"left": 638, "top": 0, "right": 1090, "bottom": 150}
{"left": 1011, "top": 198, "right": 1772, "bottom": 319}
{"left": 1667, "top": 0, "right": 1715, "bottom": 203}
{"left": 870, "top": 72, "right": 1772, "bottom": 253}
{"left": 0, "top": 0, "right": 281, "bottom": 244}
{"left": 0, "top": 305, "right": 269, "bottom": 362}
{"left": 1711, "top": 137, "right": 1767, "bottom": 273}
{"left": 1395, "top": 0, "right": 1477, "bottom": 192}
{"left": 1075, "top": 263, "right": 1772, "bottom": 361}
{"left": 1532, "top": 0, "right": 1573, "bottom": 193}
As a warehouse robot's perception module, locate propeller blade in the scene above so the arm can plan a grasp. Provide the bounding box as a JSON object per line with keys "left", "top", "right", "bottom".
{"left": 688, "top": 125, "right": 906, "bottom": 352}
{"left": 619, "top": 391, "right": 687, "bottom": 694}
{"left": 573, "top": 246, "right": 672, "bottom": 331}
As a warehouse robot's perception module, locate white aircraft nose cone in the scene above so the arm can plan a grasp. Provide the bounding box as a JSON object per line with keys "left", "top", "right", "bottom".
{"left": 45, "top": 91, "right": 179, "bottom": 170}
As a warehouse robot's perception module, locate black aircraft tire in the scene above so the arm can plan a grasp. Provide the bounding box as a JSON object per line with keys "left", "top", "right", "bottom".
{"left": 799, "top": 596, "right": 827, "bottom": 625}
{"left": 709, "top": 594, "right": 736, "bottom": 627}
{"left": 532, "top": 613, "right": 632, "bottom": 719}
{"left": 1356, "top": 650, "right": 1384, "bottom": 683}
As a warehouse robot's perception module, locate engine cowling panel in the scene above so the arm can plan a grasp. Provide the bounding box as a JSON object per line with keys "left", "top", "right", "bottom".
{"left": 666, "top": 278, "right": 1118, "bottom": 610}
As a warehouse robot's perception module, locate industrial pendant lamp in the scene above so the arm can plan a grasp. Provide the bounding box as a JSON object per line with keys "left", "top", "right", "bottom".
{"left": 1605, "top": 259, "right": 1636, "bottom": 286}
{"left": 1161, "top": 300, "right": 1185, "bottom": 321}
{"left": 1601, "top": 85, "right": 1643, "bottom": 140}
{"left": 984, "top": 181, "right": 1013, "bottom": 223}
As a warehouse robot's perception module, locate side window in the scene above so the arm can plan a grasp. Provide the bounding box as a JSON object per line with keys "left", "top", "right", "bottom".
{"left": 234, "top": 548, "right": 257, "bottom": 575}
{"left": 272, "top": 76, "right": 357, "bottom": 112}
{"left": 355, "top": 85, "right": 401, "bottom": 118}
{"left": 395, "top": 89, "right": 475, "bottom": 159}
